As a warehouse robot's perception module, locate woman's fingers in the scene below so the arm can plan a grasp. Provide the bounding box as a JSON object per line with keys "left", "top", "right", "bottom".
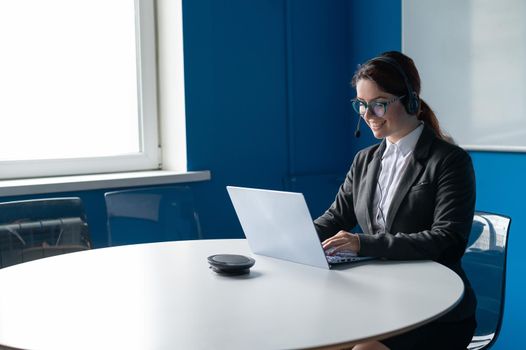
{"left": 325, "top": 241, "right": 355, "bottom": 255}
{"left": 322, "top": 231, "right": 353, "bottom": 251}
{"left": 322, "top": 231, "right": 360, "bottom": 254}
{"left": 322, "top": 236, "right": 349, "bottom": 249}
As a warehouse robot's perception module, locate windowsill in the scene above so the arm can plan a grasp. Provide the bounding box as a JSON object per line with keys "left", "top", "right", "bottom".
{"left": 0, "top": 170, "right": 211, "bottom": 197}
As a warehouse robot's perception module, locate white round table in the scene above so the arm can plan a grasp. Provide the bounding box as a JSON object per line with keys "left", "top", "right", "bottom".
{"left": 0, "top": 239, "right": 464, "bottom": 350}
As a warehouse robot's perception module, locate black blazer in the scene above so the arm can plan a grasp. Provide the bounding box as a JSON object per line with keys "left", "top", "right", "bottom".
{"left": 315, "top": 125, "right": 476, "bottom": 321}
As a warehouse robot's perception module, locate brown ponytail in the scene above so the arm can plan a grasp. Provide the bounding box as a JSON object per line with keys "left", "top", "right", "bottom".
{"left": 418, "top": 99, "right": 451, "bottom": 142}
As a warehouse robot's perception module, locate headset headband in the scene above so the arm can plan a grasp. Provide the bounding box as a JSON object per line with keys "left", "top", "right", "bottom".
{"left": 368, "top": 56, "right": 420, "bottom": 115}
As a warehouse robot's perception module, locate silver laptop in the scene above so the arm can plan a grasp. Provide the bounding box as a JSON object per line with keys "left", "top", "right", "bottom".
{"left": 226, "top": 186, "right": 373, "bottom": 269}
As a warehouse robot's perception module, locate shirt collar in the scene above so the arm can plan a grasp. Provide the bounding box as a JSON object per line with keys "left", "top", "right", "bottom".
{"left": 384, "top": 123, "right": 424, "bottom": 158}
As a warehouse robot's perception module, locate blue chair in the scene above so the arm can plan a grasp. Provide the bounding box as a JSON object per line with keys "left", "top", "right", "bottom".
{"left": 0, "top": 197, "right": 92, "bottom": 268}
{"left": 463, "top": 211, "right": 511, "bottom": 350}
{"left": 104, "top": 185, "right": 203, "bottom": 246}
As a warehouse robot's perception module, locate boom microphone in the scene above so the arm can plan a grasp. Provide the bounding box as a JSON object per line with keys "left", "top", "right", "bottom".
{"left": 354, "top": 117, "right": 362, "bottom": 138}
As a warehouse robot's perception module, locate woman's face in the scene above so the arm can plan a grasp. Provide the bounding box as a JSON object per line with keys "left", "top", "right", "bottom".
{"left": 355, "top": 79, "right": 418, "bottom": 143}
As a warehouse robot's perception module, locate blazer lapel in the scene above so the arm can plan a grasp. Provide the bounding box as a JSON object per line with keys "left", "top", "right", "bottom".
{"left": 384, "top": 125, "right": 435, "bottom": 231}
{"left": 364, "top": 142, "right": 385, "bottom": 234}
{"left": 385, "top": 157, "right": 423, "bottom": 230}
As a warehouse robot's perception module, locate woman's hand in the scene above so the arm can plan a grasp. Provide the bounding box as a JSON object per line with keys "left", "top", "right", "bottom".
{"left": 322, "top": 230, "right": 360, "bottom": 254}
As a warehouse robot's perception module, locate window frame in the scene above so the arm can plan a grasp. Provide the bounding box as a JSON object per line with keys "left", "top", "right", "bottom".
{"left": 1, "top": 0, "right": 161, "bottom": 180}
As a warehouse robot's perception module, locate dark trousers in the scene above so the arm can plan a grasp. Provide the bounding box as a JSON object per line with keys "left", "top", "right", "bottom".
{"left": 380, "top": 315, "right": 476, "bottom": 350}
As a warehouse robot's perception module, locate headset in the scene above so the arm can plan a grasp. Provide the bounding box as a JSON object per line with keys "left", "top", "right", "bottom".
{"left": 368, "top": 56, "right": 420, "bottom": 115}
{"left": 354, "top": 55, "right": 420, "bottom": 138}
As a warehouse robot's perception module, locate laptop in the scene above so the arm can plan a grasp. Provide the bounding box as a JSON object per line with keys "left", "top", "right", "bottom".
{"left": 226, "top": 186, "right": 374, "bottom": 269}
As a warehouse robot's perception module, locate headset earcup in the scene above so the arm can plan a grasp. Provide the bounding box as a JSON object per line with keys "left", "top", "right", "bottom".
{"left": 407, "top": 92, "right": 420, "bottom": 115}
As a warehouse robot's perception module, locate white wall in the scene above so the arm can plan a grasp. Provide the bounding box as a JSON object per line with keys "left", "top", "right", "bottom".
{"left": 403, "top": 0, "right": 526, "bottom": 151}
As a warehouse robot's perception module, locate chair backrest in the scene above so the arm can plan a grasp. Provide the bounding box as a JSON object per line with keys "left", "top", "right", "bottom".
{"left": 104, "top": 185, "right": 202, "bottom": 246}
{"left": 0, "top": 197, "right": 92, "bottom": 268}
{"left": 463, "top": 211, "right": 511, "bottom": 350}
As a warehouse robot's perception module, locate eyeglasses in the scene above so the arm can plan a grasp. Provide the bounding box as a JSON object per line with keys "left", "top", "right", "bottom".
{"left": 351, "top": 95, "right": 405, "bottom": 118}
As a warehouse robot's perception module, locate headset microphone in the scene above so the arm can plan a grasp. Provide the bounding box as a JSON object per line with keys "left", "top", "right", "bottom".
{"left": 354, "top": 116, "right": 362, "bottom": 138}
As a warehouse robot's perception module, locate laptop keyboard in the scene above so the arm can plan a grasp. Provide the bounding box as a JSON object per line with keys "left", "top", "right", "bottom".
{"left": 325, "top": 251, "right": 358, "bottom": 264}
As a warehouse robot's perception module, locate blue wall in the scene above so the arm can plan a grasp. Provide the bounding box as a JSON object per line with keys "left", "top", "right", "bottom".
{"left": 183, "top": 0, "right": 355, "bottom": 237}
{"left": 469, "top": 152, "right": 526, "bottom": 348}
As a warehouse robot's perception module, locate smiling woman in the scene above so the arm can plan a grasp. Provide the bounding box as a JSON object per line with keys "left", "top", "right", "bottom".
{"left": 315, "top": 51, "right": 477, "bottom": 350}
{"left": 0, "top": 0, "right": 160, "bottom": 180}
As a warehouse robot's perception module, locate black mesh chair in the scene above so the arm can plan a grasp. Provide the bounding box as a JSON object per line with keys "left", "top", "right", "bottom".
{"left": 0, "top": 197, "right": 92, "bottom": 268}
{"left": 463, "top": 211, "right": 511, "bottom": 350}
{"left": 104, "top": 185, "right": 202, "bottom": 246}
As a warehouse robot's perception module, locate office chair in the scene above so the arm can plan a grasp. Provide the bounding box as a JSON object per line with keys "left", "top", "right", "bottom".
{"left": 463, "top": 211, "right": 511, "bottom": 350}
{"left": 104, "top": 185, "right": 203, "bottom": 246}
{"left": 0, "top": 197, "right": 92, "bottom": 268}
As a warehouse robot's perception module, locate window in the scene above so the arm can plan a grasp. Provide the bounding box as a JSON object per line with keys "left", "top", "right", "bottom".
{"left": 0, "top": 0, "right": 161, "bottom": 179}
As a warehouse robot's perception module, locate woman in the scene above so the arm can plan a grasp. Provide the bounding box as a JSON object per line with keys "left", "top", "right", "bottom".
{"left": 314, "top": 51, "right": 477, "bottom": 350}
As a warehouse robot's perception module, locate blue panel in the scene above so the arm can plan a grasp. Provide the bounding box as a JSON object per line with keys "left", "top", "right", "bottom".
{"left": 287, "top": 0, "right": 353, "bottom": 174}
{"left": 183, "top": 0, "right": 357, "bottom": 237}
{"left": 184, "top": 0, "right": 288, "bottom": 175}
{"left": 183, "top": 0, "right": 289, "bottom": 238}
{"left": 282, "top": 0, "right": 354, "bottom": 218}
{"left": 470, "top": 151, "right": 526, "bottom": 349}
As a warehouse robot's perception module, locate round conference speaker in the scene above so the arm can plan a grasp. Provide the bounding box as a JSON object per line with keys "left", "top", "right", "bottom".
{"left": 207, "top": 254, "right": 256, "bottom": 275}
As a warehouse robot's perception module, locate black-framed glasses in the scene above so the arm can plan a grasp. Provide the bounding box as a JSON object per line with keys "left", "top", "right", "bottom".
{"left": 351, "top": 95, "right": 405, "bottom": 118}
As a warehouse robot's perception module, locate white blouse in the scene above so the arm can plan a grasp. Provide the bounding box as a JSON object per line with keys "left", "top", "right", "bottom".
{"left": 372, "top": 123, "right": 424, "bottom": 234}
